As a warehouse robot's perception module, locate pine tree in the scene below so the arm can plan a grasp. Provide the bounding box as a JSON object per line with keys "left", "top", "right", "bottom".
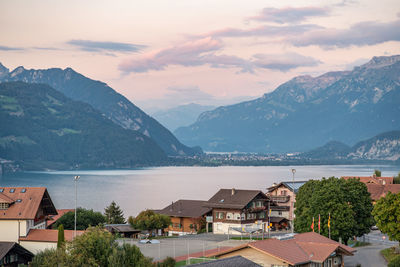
{"left": 57, "top": 224, "right": 65, "bottom": 249}
{"left": 104, "top": 201, "right": 125, "bottom": 224}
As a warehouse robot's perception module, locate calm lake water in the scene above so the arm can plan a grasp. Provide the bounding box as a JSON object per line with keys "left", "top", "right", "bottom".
{"left": 1, "top": 165, "right": 399, "bottom": 217}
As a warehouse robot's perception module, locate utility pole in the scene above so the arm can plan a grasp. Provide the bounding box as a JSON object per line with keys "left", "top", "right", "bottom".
{"left": 291, "top": 169, "right": 296, "bottom": 234}
{"left": 74, "top": 175, "right": 80, "bottom": 238}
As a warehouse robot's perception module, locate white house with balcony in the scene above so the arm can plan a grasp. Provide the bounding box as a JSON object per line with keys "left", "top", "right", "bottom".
{"left": 0, "top": 187, "right": 58, "bottom": 243}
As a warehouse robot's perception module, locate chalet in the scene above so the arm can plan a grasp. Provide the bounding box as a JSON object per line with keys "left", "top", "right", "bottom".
{"left": 208, "top": 232, "right": 355, "bottom": 267}
{"left": 156, "top": 200, "right": 212, "bottom": 236}
{"left": 0, "top": 242, "right": 34, "bottom": 266}
{"left": 266, "top": 181, "right": 307, "bottom": 229}
{"left": 0, "top": 187, "right": 58, "bottom": 243}
{"left": 204, "top": 189, "right": 274, "bottom": 235}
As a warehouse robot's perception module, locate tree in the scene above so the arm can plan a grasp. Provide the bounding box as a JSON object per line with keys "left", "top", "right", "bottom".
{"left": 374, "top": 169, "right": 382, "bottom": 177}
{"left": 52, "top": 208, "right": 106, "bottom": 230}
{"left": 394, "top": 172, "right": 400, "bottom": 184}
{"left": 57, "top": 224, "right": 65, "bottom": 249}
{"left": 32, "top": 227, "right": 154, "bottom": 267}
{"left": 128, "top": 210, "right": 171, "bottom": 235}
{"left": 294, "top": 177, "right": 374, "bottom": 244}
{"left": 104, "top": 201, "right": 126, "bottom": 224}
{"left": 372, "top": 192, "right": 400, "bottom": 245}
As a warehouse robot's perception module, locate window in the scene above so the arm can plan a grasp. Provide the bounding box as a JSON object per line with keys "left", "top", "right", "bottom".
{"left": 256, "top": 201, "right": 263, "bottom": 207}
{"left": 259, "top": 212, "right": 265, "bottom": 219}
{"left": 0, "top": 189, "right": 3, "bottom": 192}
{"left": 278, "top": 211, "right": 282, "bottom": 216}
{"left": 235, "top": 213, "right": 241, "bottom": 220}
{"left": 21, "top": 188, "right": 26, "bottom": 193}
{"left": 16, "top": 199, "right": 22, "bottom": 203}
{"left": 281, "top": 190, "right": 287, "bottom": 196}
{"left": 226, "top": 213, "right": 233, "bottom": 219}
{"left": 0, "top": 203, "right": 9, "bottom": 209}
{"left": 215, "top": 212, "right": 224, "bottom": 219}
{"left": 10, "top": 189, "right": 15, "bottom": 193}
{"left": 241, "top": 213, "right": 246, "bottom": 220}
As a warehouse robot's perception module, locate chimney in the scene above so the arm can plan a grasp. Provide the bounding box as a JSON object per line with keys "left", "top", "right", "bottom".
{"left": 231, "top": 188, "right": 236, "bottom": 196}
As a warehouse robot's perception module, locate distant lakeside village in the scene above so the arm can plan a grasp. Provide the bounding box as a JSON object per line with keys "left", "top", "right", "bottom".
{"left": 1, "top": 172, "right": 400, "bottom": 266}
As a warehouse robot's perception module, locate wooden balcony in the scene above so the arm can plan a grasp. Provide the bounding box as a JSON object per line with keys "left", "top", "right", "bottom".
{"left": 270, "top": 195, "right": 290, "bottom": 203}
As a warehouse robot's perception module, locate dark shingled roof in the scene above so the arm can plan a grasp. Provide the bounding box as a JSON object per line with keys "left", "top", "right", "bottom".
{"left": 0, "top": 242, "right": 34, "bottom": 262}
{"left": 105, "top": 224, "right": 141, "bottom": 233}
{"left": 206, "top": 189, "right": 267, "bottom": 209}
{"left": 188, "top": 255, "right": 261, "bottom": 266}
{"left": 156, "top": 200, "right": 211, "bottom": 218}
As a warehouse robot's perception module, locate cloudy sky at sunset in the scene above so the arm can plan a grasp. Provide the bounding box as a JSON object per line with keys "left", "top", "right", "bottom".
{"left": 1, "top": 0, "right": 399, "bottom": 112}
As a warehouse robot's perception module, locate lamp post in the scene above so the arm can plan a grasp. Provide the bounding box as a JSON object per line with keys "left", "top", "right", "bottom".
{"left": 291, "top": 169, "right": 296, "bottom": 233}
{"left": 74, "top": 175, "right": 80, "bottom": 238}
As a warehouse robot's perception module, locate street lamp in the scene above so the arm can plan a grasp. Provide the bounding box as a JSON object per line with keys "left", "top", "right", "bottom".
{"left": 74, "top": 175, "right": 80, "bottom": 238}
{"left": 291, "top": 169, "right": 296, "bottom": 233}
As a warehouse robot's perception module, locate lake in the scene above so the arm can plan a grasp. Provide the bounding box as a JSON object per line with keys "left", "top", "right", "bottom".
{"left": 1, "top": 165, "right": 399, "bottom": 217}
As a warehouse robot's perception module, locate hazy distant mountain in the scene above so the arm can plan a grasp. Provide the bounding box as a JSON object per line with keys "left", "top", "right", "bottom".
{"left": 152, "top": 103, "right": 215, "bottom": 132}
{"left": 175, "top": 55, "right": 400, "bottom": 153}
{"left": 0, "top": 82, "right": 167, "bottom": 170}
{"left": 301, "top": 131, "right": 400, "bottom": 161}
{"left": 0, "top": 64, "right": 200, "bottom": 156}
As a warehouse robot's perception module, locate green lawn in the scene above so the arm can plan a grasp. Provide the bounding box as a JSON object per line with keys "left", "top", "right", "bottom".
{"left": 381, "top": 247, "right": 400, "bottom": 262}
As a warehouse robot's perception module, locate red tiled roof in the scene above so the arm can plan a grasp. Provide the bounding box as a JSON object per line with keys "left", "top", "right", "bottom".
{"left": 47, "top": 209, "right": 74, "bottom": 228}
{"left": 209, "top": 232, "right": 355, "bottom": 265}
{"left": 0, "top": 187, "right": 57, "bottom": 220}
{"left": 342, "top": 176, "right": 393, "bottom": 185}
{"left": 367, "top": 184, "right": 400, "bottom": 201}
{"left": 19, "top": 229, "right": 85, "bottom": 242}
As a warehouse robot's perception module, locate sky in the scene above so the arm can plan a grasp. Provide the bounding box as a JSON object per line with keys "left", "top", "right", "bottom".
{"left": 1, "top": 0, "right": 399, "bottom": 112}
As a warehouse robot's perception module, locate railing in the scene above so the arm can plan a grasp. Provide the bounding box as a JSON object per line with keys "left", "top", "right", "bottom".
{"left": 270, "top": 195, "right": 290, "bottom": 203}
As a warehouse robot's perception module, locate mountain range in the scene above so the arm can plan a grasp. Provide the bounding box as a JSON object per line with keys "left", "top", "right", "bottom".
{"left": 0, "top": 82, "right": 167, "bottom": 170}
{"left": 152, "top": 103, "right": 215, "bottom": 132}
{"left": 0, "top": 63, "right": 200, "bottom": 156}
{"left": 175, "top": 55, "right": 400, "bottom": 153}
{"left": 302, "top": 130, "right": 400, "bottom": 162}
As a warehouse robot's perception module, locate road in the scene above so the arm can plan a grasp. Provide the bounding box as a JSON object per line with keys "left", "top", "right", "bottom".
{"left": 344, "top": 230, "right": 397, "bottom": 267}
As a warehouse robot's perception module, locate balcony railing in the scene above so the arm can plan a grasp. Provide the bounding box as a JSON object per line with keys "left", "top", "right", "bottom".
{"left": 270, "top": 195, "right": 290, "bottom": 203}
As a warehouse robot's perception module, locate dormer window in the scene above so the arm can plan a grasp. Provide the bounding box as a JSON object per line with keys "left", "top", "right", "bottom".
{"left": 21, "top": 188, "right": 26, "bottom": 193}
{"left": 16, "top": 199, "right": 22, "bottom": 203}
{"left": 10, "top": 189, "right": 15, "bottom": 193}
{"left": 0, "top": 189, "right": 4, "bottom": 193}
{"left": 0, "top": 203, "right": 9, "bottom": 209}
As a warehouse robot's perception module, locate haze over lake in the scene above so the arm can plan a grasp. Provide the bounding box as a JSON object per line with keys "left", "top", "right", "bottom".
{"left": 1, "top": 165, "right": 399, "bottom": 217}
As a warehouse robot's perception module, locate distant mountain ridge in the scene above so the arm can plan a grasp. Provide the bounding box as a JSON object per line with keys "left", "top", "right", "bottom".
{"left": 302, "top": 130, "right": 400, "bottom": 161}
{"left": 0, "top": 64, "right": 200, "bottom": 156}
{"left": 0, "top": 82, "right": 167, "bottom": 170}
{"left": 152, "top": 103, "right": 215, "bottom": 132}
{"left": 175, "top": 55, "right": 400, "bottom": 153}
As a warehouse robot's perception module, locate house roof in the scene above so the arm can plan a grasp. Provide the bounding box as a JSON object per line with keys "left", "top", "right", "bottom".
{"left": 0, "top": 242, "right": 34, "bottom": 261}
{"left": 47, "top": 209, "right": 75, "bottom": 228}
{"left": 342, "top": 176, "right": 393, "bottom": 185}
{"left": 19, "top": 229, "right": 85, "bottom": 242}
{"left": 366, "top": 184, "right": 400, "bottom": 201}
{"left": 0, "top": 187, "right": 57, "bottom": 220}
{"left": 209, "top": 232, "right": 355, "bottom": 265}
{"left": 206, "top": 189, "right": 268, "bottom": 209}
{"left": 156, "top": 200, "right": 211, "bottom": 218}
{"left": 188, "top": 255, "right": 261, "bottom": 266}
{"left": 267, "top": 181, "right": 308, "bottom": 194}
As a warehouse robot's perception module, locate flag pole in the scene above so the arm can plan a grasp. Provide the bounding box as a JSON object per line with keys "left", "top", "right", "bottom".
{"left": 318, "top": 214, "right": 320, "bottom": 234}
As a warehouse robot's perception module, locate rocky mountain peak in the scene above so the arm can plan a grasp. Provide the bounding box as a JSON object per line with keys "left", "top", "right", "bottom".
{"left": 0, "top": 63, "right": 9, "bottom": 78}
{"left": 357, "top": 55, "right": 400, "bottom": 70}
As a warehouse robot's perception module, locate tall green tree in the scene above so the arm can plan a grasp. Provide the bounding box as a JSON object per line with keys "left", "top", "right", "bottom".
{"left": 104, "top": 201, "right": 126, "bottom": 224}
{"left": 372, "top": 192, "right": 400, "bottom": 245}
{"left": 394, "top": 172, "right": 400, "bottom": 184}
{"left": 57, "top": 224, "right": 65, "bottom": 249}
{"left": 374, "top": 169, "right": 382, "bottom": 177}
{"left": 128, "top": 210, "right": 171, "bottom": 235}
{"left": 53, "top": 208, "right": 106, "bottom": 230}
{"left": 294, "top": 177, "right": 374, "bottom": 244}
